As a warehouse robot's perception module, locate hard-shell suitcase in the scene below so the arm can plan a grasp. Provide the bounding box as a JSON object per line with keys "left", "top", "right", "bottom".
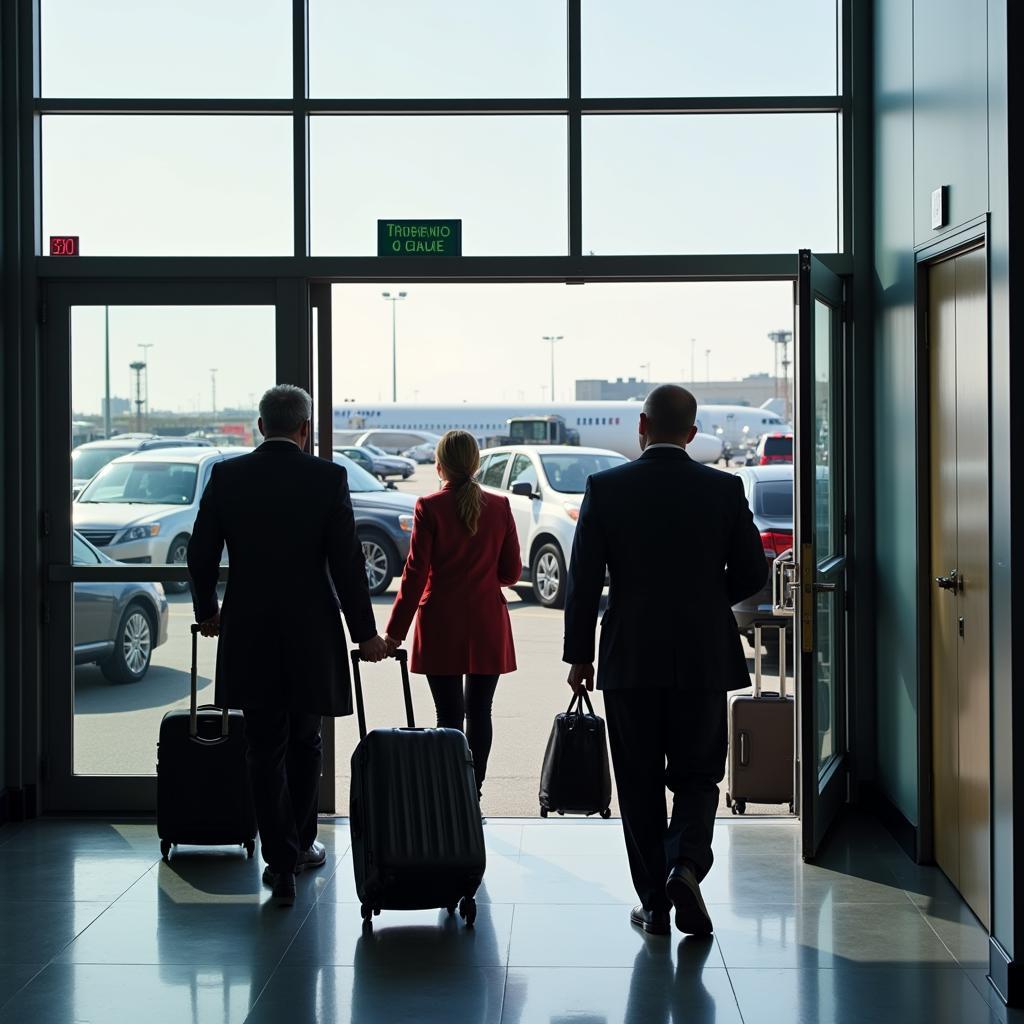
{"left": 538, "top": 690, "right": 613, "bottom": 819}
{"left": 156, "top": 624, "right": 257, "bottom": 861}
{"left": 725, "top": 622, "right": 794, "bottom": 815}
{"left": 349, "top": 649, "right": 486, "bottom": 929}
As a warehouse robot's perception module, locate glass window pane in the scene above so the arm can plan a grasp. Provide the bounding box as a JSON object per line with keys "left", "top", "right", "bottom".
{"left": 70, "top": 304, "right": 275, "bottom": 777}
{"left": 583, "top": 114, "right": 838, "bottom": 254}
{"left": 583, "top": 0, "right": 839, "bottom": 97}
{"left": 43, "top": 116, "right": 293, "bottom": 256}
{"left": 309, "top": 0, "right": 566, "bottom": 98}
{"left": 814, "top": 299, "right": 837, "bottom": 557}
{"left": 311, "top": 116, "right": 567, "bottom": 256}
{"left": 815, "top": 591, "right": 837, "bottom": 770}
{"left": 41, "top": 0, "right": 292, "bottom": 98}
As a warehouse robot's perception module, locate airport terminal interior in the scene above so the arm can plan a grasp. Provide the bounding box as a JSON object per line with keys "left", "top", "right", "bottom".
{"left": 1, "top": 1, "right": 1022, "bottom": 1020}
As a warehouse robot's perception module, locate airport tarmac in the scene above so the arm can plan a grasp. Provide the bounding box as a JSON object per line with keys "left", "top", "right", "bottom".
{"left": 72, "top": 465, "right": 792, "bottom": 820}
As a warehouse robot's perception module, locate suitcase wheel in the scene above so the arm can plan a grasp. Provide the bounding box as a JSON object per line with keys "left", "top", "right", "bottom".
{"left": 244, "top": 840, "right": 256, "bottom": 859}
{"left": 160, "top": 840, "right": 172, "bottom": 862}
{"left": 725, "top": 793, "right": 733, "bottom": 808}
{"left": 600, "top": 808, "right": 612, "bottom": 819}
{"left": 733, "top": 800, "right": 747, "bottom": 816}
{"left": 789, "top": 801, "right": 795, "bottom": 814}
{"left": 446, "top": 905, "right": 457, "bottom": 916}
{"left": 458, "top": 896, "right": 477, "bottom": 928}
{"left": 539, "top": 807, "right": 548, "bottom": 818}
{"left": 360, "top": 904, "right": 374, "bottom": 929}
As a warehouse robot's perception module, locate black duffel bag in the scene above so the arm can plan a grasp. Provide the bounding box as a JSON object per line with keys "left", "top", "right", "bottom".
{"left": 538, "top": 690, "right": 612, "bottom": 819}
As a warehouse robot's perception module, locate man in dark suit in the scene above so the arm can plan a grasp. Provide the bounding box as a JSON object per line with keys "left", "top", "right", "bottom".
{"left": 188, "top": 384, "right": 387, "bottom": 906}
{"left": 563, "top": 385, "right": 767, "bottom": 936}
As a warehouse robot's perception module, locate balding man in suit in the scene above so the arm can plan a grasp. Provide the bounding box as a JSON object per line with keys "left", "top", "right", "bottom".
{"left": 563, "top": 385, "right": 767, "bottom": 936}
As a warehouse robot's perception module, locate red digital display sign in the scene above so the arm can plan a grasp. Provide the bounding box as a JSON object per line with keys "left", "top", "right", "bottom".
{"left": 49, "top": 235, "right": 80, "bottom": 256}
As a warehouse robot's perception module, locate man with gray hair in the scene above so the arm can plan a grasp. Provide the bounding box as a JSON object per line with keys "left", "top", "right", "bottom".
{"left": 189, "top": 384, "right": 388, "bottom": 906}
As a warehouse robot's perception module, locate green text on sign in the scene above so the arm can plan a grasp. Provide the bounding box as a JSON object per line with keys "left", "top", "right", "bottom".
{"left": 378, "top": 219, "right": 462, "bottom": 257}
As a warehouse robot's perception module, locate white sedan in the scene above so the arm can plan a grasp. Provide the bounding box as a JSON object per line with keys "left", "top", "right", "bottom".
{"left": 476, "top": 445, "right": 627, "bottom": 608}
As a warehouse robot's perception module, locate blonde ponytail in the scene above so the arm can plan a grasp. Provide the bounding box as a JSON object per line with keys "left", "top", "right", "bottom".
{"left": 436, "top": 430, "right": 483, "bottom": 535}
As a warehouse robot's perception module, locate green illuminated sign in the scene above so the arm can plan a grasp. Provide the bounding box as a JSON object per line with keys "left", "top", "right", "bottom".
{"left": 378, "top": 219, "right": 462, "bottom": 257}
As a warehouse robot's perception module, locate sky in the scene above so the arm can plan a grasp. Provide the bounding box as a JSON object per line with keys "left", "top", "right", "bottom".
{"left": 47, "top": 0, "right": 835, "bottom": 414}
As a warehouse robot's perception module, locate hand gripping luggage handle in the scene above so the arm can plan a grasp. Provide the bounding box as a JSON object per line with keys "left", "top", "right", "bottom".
{"left": 350, "top": 648, "right": 414, "bottom": 741}
{"left": 189, "top": 623, "right": 229, "bottom": 741}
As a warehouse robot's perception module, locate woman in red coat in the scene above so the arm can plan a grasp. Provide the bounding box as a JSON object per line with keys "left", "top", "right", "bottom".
{"left": 385, "top": 430, "right": 521, "bottom": 797}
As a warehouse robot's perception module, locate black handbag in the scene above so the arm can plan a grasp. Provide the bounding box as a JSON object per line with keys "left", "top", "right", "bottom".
{"left": 538, "top": 690, "right": 613, "bottom": 818}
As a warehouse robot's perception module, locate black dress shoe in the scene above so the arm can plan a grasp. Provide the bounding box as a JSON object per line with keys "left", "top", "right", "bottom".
{"left": 630, "top": 905, "right": 671, "bottom": 935}
{"left": 263, "top": 870, "right": 296, "bottom": 907}
{"left": 665, "top": 864, "right": 713, "bottom": 935}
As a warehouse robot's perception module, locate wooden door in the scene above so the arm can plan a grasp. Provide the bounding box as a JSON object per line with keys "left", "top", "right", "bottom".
{"left": 928, "top": 246, "right": 990, "bottom": 928}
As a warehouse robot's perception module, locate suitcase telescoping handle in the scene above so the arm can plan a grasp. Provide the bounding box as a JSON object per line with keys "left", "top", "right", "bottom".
{"left": 752, "top": 621, "right": 787, "bottom": 699}
{"left": 350, "top": 648, "right": 414, "bottom": 741}
{"left": 189, "top": 623, "right": 230, "bottom": 741}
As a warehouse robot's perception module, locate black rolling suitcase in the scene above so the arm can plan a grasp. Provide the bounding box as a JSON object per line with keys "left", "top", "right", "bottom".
{"left": 538, "top": 691, "right": 613, "bottom": 819}
{"left": 156, "top": 624, "right": 257, "bottom": 861}
{"left": 349, "top": 649, "right": 486, "bottom": 929}
{"left": 725, "top": 622, "right": 795, "bottom": 815}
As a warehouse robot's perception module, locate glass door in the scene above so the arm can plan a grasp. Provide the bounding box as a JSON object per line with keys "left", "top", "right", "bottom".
{"left": 794, "top": 250, "right": 847, "bottom": 858}
{"left": 41, "top": 279, "right": 308, "bottom": 811}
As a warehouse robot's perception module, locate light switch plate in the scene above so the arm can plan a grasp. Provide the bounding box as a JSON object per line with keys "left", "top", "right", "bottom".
{"left": 931, "top": 186, "right": 948, "bottom": 230}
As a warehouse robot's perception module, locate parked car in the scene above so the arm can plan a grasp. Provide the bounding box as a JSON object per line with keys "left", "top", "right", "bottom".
{"left": 334, "top": 445, "right": 414, "bottom": 483}
{"left": 333, "top": 452, "right": 416, "bottom": 594}
{"left": 72, "top": 435, "right": 213, "bottom": 496}
{"left": 731, "top": 464, "right": 794, "bottom": 654}
{"left": 476, "top": 445, "right": 628, "bottom": 608}
{"left": 73, "top": 447, "right": 247, "bottom": 594}
{"left": 401, "top": 441, "right": 437, "bottom": 464}
{"left": 73, "top": 530, "right": 169, "bottom": 683}
{"left": 351, "top": 429, "right": 441, "bottom": 455}
{"left": 755, "top": 432, "right": 793, "bottom": 465}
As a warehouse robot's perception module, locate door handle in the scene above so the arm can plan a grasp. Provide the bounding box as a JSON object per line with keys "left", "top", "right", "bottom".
{"left": 813, "top": 582, "right": 837, "bottom": 593}
{"left": 935, "top": 570, "right": 960, "bottom": 592}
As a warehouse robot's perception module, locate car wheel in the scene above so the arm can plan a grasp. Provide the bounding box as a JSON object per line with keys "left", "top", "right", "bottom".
{"left": 531, "top": 543, "right": 566, "bottom": 609}
{"left": 100, "top": 603, "right": 154, "bottom": 683}
{"left": 164, "top": 534, "right": 191, "bottom": 594}
{"left": 359, "top": 531, "right": 396, "bottom": 596}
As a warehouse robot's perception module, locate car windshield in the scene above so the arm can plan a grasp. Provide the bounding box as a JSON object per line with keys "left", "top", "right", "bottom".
{"left": 540, "top": 453, "right": 628, "bottom": 493}
{"left": 363, "top": 444, "right": 386, "bottom": 456}
{"left": 763, "top": 436, "right": 792, "bottom": 456}
{"left": 77, "top": 461, "right": 199, "bottom": 505}
{"left": 333, "top": 453, "right": 385, "bottom": 492}
{"left": 71, "top": 447, "right": 133, "bottom": 480}
{"left": 754, "top": 479, "right": 793, "bottom": 517}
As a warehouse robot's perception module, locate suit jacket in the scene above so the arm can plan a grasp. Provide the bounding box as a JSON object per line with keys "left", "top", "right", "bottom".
{"left": 187, "top": 440, "right": 377, "bottom": 715}
{"left": 385, "top": 487, "right": 521, "bottom": 676}
{"left": 562, "top": 446, "right": 768, "bottom": 691}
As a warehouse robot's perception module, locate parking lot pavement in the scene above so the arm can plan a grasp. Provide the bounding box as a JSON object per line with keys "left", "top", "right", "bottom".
{"left": 72, "top": 464, "right": 793, "bottom": 818}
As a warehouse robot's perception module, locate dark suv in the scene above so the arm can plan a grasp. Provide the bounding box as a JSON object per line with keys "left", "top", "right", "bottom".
{"left": 731, "top": 464, "right": 793, "bottom": 653}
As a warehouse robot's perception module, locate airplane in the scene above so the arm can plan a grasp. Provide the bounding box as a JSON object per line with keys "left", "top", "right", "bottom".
{"left": 332, "top": 401, "right": 791, "bottom": 463}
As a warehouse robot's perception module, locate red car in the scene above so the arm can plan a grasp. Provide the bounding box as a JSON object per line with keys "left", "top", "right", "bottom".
{"left": 756, "top": 432, "right": 793, "bottom": 465}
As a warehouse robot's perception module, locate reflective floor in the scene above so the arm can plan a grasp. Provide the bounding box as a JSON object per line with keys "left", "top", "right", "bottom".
{"left": 0, "top": 812, "right": 1016, "bottom": 1023}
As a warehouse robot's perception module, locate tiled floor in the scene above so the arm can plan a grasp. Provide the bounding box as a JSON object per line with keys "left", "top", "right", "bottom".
{"left": 0, "top": 812, "right": 1017, "bottom": 1023}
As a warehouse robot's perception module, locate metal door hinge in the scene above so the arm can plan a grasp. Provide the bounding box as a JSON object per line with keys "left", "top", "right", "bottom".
{"left": 40, "top": 511, "right": 51, "bottom": 537}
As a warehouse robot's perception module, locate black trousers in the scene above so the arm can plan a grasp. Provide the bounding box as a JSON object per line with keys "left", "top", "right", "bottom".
{"left": 603, "top": 687, "right": 728, "bottom": 913}
{"left": 426, "top": 674, "right": 500, "bottom": 795}
{"left": 242, "top": 708, "right": 322, "bottom": 874}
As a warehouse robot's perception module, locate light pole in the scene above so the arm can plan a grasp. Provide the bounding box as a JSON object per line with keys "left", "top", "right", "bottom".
{"left": 640, "top": 361, "right": 651, "bottom": 382}
{"left": 103, "top": 307, "right": 112, "bottom": 437}
{"left": 542, "top": 335, "right": 562, "bottom": 402}
{"left": 705, "top": 348, "right": 711, "bottom": 382}
{"left": 382, "top": 291, "right": 408, "bottom": 402}
{"left": 690, "top": 337, "right": 696, "bottom": 384}
{"left": 768, "top": 328, "right": 793, "bottom": 422}
{"left": 129, "top": 361, "right": 146, "bottom": 432}
{"left": 138, "top": 343, "right": 154, "bottom": 422}
{"left": 210, "top": 368, "right": 218, "bottom": 423}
